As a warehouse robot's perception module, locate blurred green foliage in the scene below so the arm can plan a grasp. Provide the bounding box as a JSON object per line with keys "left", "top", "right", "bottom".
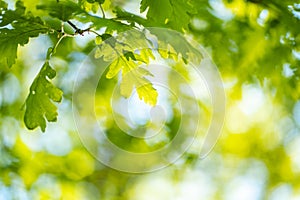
{"left": 0, "top": 0, "right": 300, "bottom": 199}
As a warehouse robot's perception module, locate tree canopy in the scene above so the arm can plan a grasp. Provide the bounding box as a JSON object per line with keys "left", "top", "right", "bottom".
{"left": 0, "top": 0, "right": 300, "bottom": 199}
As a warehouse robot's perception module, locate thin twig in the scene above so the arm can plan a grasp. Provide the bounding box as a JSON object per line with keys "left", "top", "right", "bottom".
{"left": 67, "top": 20, "right": 92, "bottom": 35}
{"left": 89, "top": 29, "right": 101, "bottom": 36}
{"left": 67, "top": 20, "right": 77, "bottom": 30}
{"left": 67, "top": 20, "right": 81, "bottom": 33}
{"left": 48, "top": 21, "right": 103, "bottom": 59}
{"left": 99, "top": 4, "right": 105, "bottom": 19}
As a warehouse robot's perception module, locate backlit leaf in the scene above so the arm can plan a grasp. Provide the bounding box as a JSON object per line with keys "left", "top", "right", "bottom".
{"left": 120, "top": 66, "right": 157, "bottom": 106}
{"left": 24, "top": 62, "right": 63, "bottom": 132}
{"left": 95, "top": 35, "right": 157, "bottom": 105}
{"left": 0, "top": 1, "right": 51, "bottom": 68}
{"left": 136, "top": 83, "right": 158, "bottom": 106}
{"left": 36, "top": 0, "right": 84, "bottom": 21}
{"left": 149, "top": 28, "right": 203, "bottom": 64}
{"left": 140, "top": 0, "right": 197, "bottom": 31}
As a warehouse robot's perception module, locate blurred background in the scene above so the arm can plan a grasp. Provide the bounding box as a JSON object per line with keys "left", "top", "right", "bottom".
{"left": 1, "top": 0, "right": 300, "bottom": 199}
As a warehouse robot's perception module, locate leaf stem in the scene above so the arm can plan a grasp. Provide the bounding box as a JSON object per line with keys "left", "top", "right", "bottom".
{"left": 89, "top": 29, "right": 101, "bottom": 36}
{"left": 100, "top": 4, "right": 105, "bottom": 19}
{"left": 48, "top": 21, "right": 103, "bottom": 60}
{"left": 53, "top": 35, "right": 66, "bottom": 53}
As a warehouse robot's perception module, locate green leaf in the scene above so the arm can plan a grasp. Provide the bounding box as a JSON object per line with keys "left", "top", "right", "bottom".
{"left": 105, "top": 56, "right": 123, "bottom": 78}
{"left": 120, "top": 66, "right": 158, "bottom": 106}
{"left": 95, "top": 35, "right": 157, "bottom": 105}
{"left": 24, "top": 62, "right": 63, "bottom": 132}
{"left": 94, "top": 40, "right": 118, "bottom": 61}
{"left": 37, "top": 0, "right": 84, "bottom": 21}
{"left": 123, "top": 50, "right": 136, "bottom": 61}
{"left": 0, "top": 0, "right": 25, "bottom": 26}
{"left": 113, "top": 7, "right": 150, "bottom": 27}
{"left": 0, "top": 24, "right": 49, "bottom": 68}
{"left": 104, "top": 48, "right": 153, "bottom": 80}
{"left": 140, "top": 0, "right": 197, "bottom": 31}
{"left": 136, "top": 83, "right": 158, "bottom": 106}
{"left": 0, "top": 1, "right": 51, "bottom": 68}
{"left": 75, "top": 13, "right": 130, "bottom": 33}
{"left": 95, "top": 36, "right": 102, "bottom": 45}
{"left": 107, "top": 55, "right": 158, "bottom": 105}
{"left": 149, "top": 29, "right": 203, "bottom": 64}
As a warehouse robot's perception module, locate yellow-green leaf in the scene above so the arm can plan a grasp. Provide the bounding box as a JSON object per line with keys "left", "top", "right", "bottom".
{"left": 136, "top": 83, "right": 158, "bottom": 106}
{"left": 120, "top": 66, "right": 157, "bottom": 106}
{"left": 95, "top": 36, "right": 102, "bottom": 45}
